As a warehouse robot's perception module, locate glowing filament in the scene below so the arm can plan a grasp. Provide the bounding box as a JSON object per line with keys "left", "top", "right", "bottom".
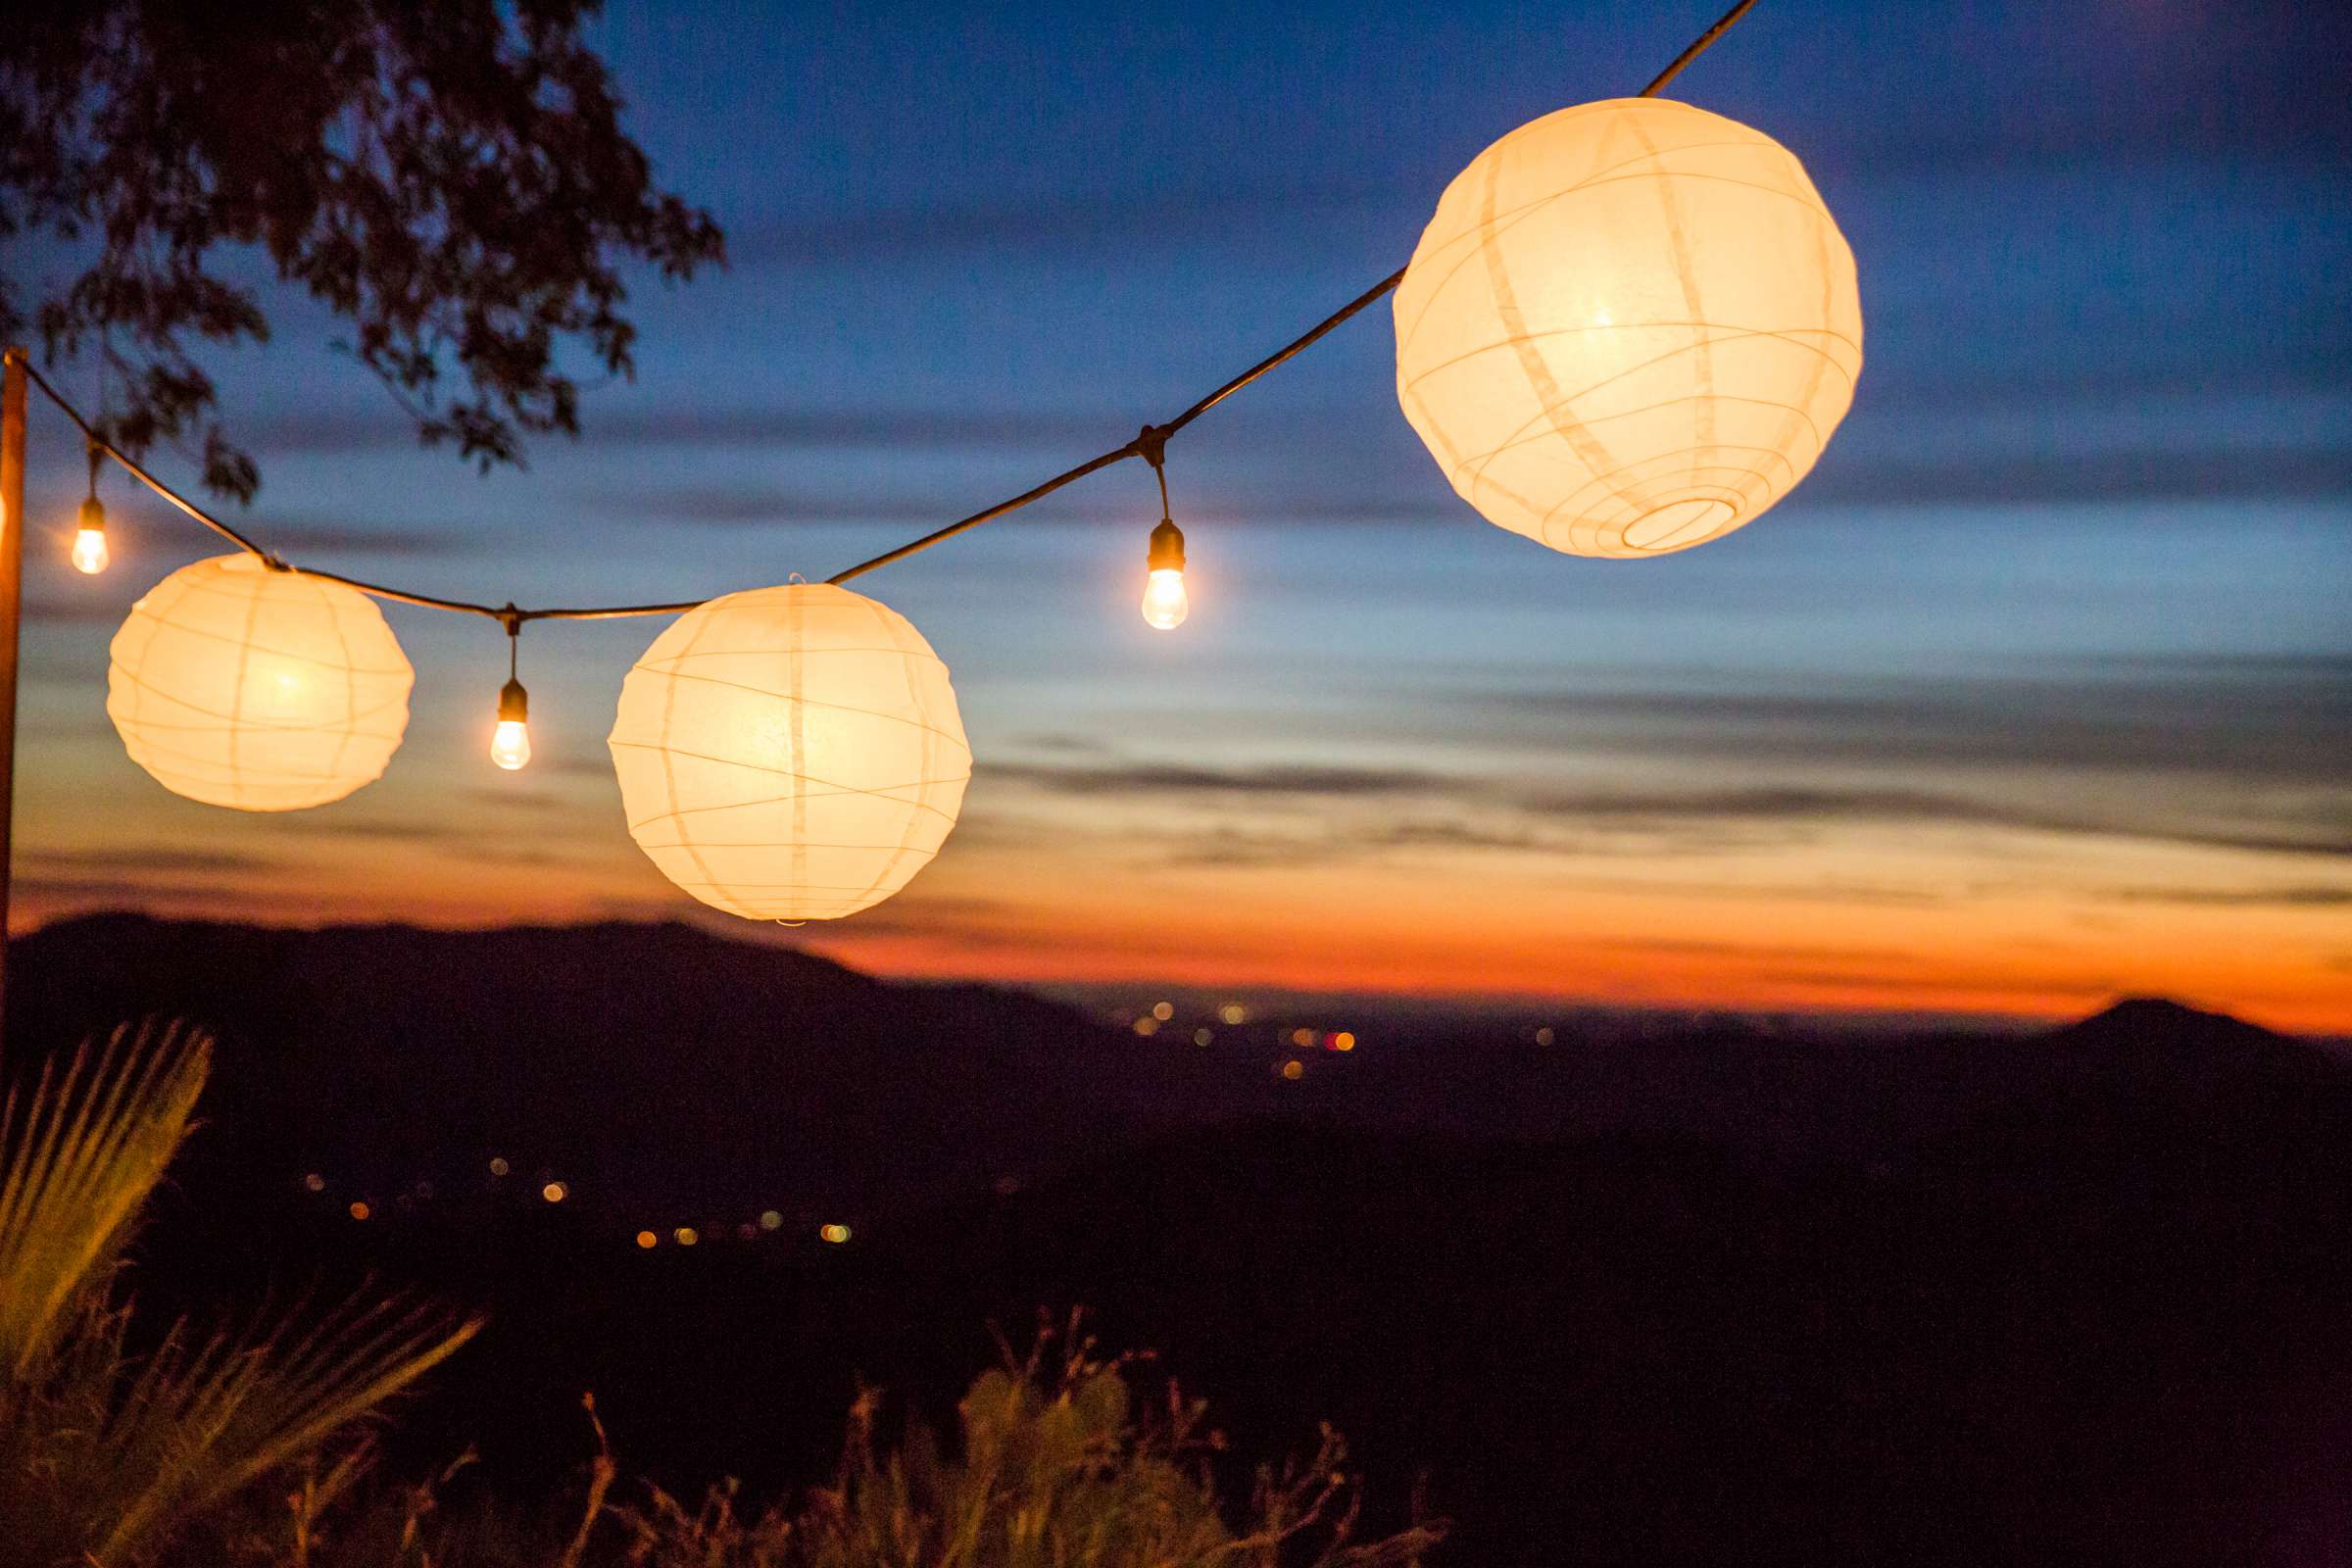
{"left": 73, "top": 486, "right": 110, "bottom": 574}
{"left": 491, "top": 676, "right": 531, "bottom": 770}
{"left": 1142, "top": 568, "right": 1188, "bottom": 630}
{"left": 72, "top": 524, "right": 109, "bottom": 575}
{"left": 491, "top": 718, "right": 531, "bottom": 771}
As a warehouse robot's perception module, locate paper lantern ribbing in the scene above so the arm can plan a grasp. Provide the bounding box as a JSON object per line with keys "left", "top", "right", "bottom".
{"left": 608, "top": 582, "right": 972, "bottom": 922}
{"left": 107, "top": 553, "right": 414, "bottom": 810}
{"left": 1394, "top": 97, "right": 1862, "bottom": 559}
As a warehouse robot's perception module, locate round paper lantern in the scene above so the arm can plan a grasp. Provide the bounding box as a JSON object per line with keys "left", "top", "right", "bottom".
{"left": 1394, "top": 97, "right": 1862, "bottom": 558}
{"left": 608, "top": 582, "right": 971, "bottom": 922}
{"left": 107, "top": 553, "right": 414, "bottom": 810}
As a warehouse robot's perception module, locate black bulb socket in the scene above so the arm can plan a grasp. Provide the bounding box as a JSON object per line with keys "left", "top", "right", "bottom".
{"left": 497, "top": 678, "right": 529, "bottom": 722}
{"left": 1147, "top": 518, "right": 1186, "bottom": 572}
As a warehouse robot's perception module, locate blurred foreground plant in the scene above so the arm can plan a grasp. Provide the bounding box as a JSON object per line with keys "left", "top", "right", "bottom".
{"left": 0, "top": 1020, "right": 479, "bottom": 1568}
{"left": 0, "top": 1022, "right": 1436, "bottom": 1568}
{"left": 611, "top": 1320, "right": 1444, "bottom": 1568}
{"left": 225, "top": 1320, "right": 1443, "bottom": 1568}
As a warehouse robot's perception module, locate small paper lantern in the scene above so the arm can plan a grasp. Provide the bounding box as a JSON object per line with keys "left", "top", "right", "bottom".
{"left": 608, "top": 582, "right": 971, "bottom": 921}
{"left": 1394, "top": 97, "right": 1862, "bottom": 558}
{"left": 107, "top": 553, "right": 414, "bottom": 810}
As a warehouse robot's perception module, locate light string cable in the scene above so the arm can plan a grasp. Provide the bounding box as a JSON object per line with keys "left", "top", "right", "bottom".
{"left": 9, "top": 0, "right": 1760, "bottom": 620}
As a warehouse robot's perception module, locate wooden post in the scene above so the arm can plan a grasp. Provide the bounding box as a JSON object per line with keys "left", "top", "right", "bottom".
{"left": 0, "top": 347, "right": 26, "bottom": 1031}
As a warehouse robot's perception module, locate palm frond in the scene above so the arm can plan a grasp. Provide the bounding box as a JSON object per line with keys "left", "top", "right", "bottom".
{"left": 0, "top": 1015, "right": 482, "bottom": 1566}
{"left": 96, "top": 1289, "right": 480, "bottom": 1557}
{"left": 0, "top": 1018, "right": 209, "bottom": 1378}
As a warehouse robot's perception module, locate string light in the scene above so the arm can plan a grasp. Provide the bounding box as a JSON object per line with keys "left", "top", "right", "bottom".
{"left": 71, "top": 439, "right": 109, "bottom": 574}
{"left": 490, "top": 609, "right": 532, "bottom": 771}
{"left": 491, "top": 686, "right": 530, "bottom": 770}
{"left": 8, "top": 1, "right": 1766, "bottom": 630}
{"left": 0, "top": 4, "right": 1792, "bottom": 900}
{"left": 1133, "top": 424, "right": 1189, "bottom": 631}
{"left": 1142, "top": 530, "right": 1187, "bottom": 631}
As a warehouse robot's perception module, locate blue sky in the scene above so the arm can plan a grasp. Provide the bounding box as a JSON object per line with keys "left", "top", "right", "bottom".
{"left": 12, "top": 0, "right": 2350, "bottom": 1027}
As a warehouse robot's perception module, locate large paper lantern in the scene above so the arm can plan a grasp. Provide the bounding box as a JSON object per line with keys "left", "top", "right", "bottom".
{"left": 107, "top": 553, "right": 414, "bottom": 810}
{"left": 608, "top": 582, "right": 971, "bottom": 921}
{"left": 1394, "top": 97, "right": 1862, "bottom": 558}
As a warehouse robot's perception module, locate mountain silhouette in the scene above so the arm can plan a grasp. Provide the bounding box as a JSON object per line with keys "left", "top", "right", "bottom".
{"left": 1, "top": 912, "right": 1244, "bottom": 1217}
{"left": 4, "top": 913, "right": 2337, "bottom": 1219}
{"left": 2063, "top": 996, "right": 2278, "bottom": 1042}
{"left": 5, "top": 914, "right": 2349, "bottom": 1566}
{"left": 2052, "top": 993, "right": 2320, "bottom": 1060}
{"left": 2031, "top": 993, "right": 2345, "bottom": 1110}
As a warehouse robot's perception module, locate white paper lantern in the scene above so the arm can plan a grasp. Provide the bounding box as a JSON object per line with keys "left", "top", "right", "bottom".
{"left": 107, "top": 553, "right": 414, "bottom": 810}
{"left": 608, "top": 582, "right": 972, "bottom": 921}
{"left": 1394, "top": 97, "right": 1862, "bottom": 558}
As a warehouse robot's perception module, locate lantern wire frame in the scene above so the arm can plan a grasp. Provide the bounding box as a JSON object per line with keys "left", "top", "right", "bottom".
{"left": 106, "top": 553, "right": 415, "bottom": 810}
{"left": 606, "top": 581, "right": 974, "bottom": 923}
{"left": 1391, "top": 94, "right": 1860, "bottom": 557}
{"left": 6, "top": 0, "right": 1764, "bottom": 626}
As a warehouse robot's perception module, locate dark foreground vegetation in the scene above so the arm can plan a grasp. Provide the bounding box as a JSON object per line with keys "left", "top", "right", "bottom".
{"left": 0, "top": 1020, "right": 1437, "bottom": 1568}
{"left": 8, "top": 915, "right": 2351, "bottom": 1565}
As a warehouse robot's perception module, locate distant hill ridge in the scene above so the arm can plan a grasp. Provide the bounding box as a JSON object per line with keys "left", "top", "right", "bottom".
{"left": 4, "top": 911, "right": 1200, "bottom": 1217}
{"left": 2, "top": 913, "right": 2339, "bottom": 1216}
{"left": 12, "top": 910, "right": 2319, "bottom": 1040}
{"left": 2055, "top": 995, "right": 2289, "bottom": 1048}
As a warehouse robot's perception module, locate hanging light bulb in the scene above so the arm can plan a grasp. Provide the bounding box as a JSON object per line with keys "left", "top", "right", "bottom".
{"left": 1133, "top": 423, "right": 1189, "bottom": 631}
{"left": 489, "top": 612, "right": 531, "bottom": 770}
{"left": 491, "top": 682, "right": 531, "bottom": 770}
{"left": 71, "top": 440, "right": 109, "bottom": 574}
{"left": 71, "top": 506, "right": 109, "bottom": 575}
{"left": 1142, "top": 521, "right": 1188, "bottom": 630}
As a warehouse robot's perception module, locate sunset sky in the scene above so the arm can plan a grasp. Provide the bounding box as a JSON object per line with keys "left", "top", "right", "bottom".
{"left": 10, "top": 0, "right": 2349, "bottom": 1031}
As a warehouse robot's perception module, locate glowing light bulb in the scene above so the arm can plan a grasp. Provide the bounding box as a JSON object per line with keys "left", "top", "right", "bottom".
{"left": 491, "top": 677, "right": 531, "bottom": 770}
{"left": 72, "top": 491, "right": 110, "bottom": 574}
{"left": 1141, "top": 568, "right": 1188, "bottom": 630}
{"left": 491, "top": 717, "right": 531, "bottom": 770}
{"left": 1141, "top": 518, "right": 1189, "bottom": 631}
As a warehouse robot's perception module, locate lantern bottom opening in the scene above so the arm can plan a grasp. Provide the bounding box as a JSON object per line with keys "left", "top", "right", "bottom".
{"left": 1624, "top": 498, "right": 1739, "bottom": 553}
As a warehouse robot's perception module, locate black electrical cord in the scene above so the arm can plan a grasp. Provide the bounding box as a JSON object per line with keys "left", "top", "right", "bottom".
{"left": 11, "top": 0, "right": 1762, "bottom": 621}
